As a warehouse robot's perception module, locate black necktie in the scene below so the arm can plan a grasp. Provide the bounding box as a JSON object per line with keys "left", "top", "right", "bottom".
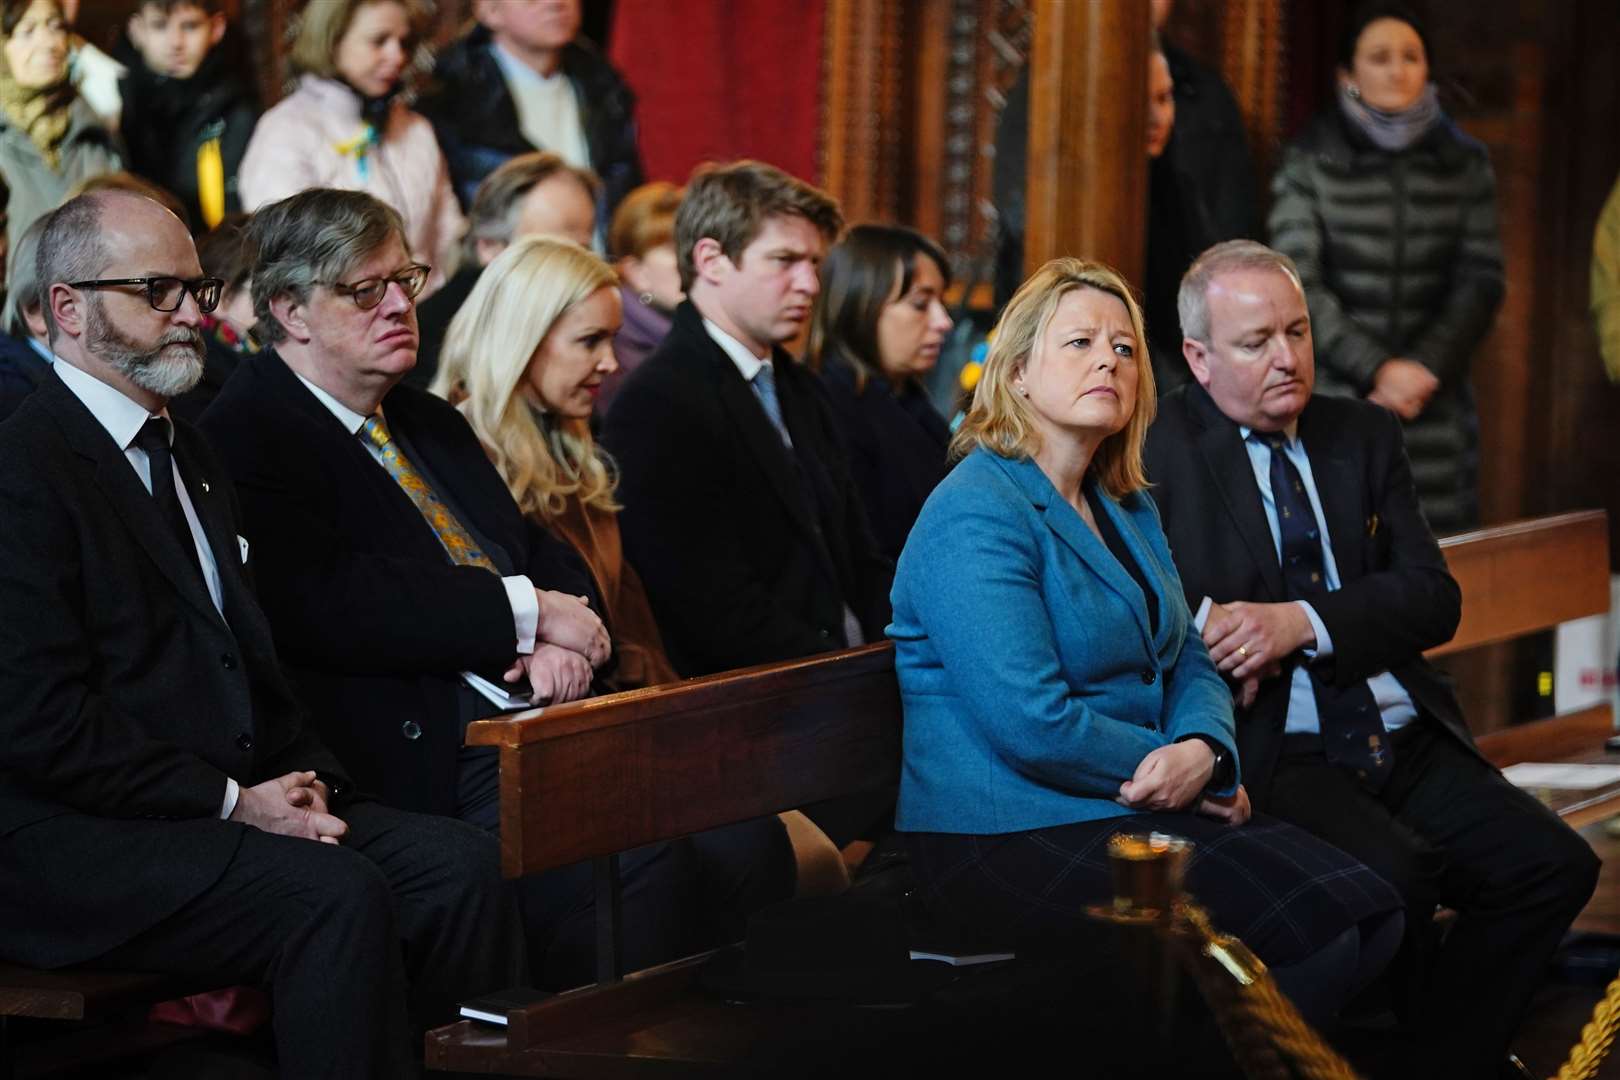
{"left": 1260, "top": 432, "right": 1393, "bottom": 787}
{"left": 134, "top": 417, "right": 205, "bottom": 582}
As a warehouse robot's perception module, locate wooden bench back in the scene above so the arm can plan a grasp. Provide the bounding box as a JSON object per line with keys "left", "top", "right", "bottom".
{"left": 465, "top": 642, "right": 901, "bottom": 880}
{"left": 1429, "top": 510, "right": 1610, "bottom": 657}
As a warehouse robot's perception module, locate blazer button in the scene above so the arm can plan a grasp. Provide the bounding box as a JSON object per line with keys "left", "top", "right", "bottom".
{"left": 235, "top": 732, "right": 253, "bottom": 752}
{"left": 401, "top": 720, "right": 423, "bottom": 741}
{"left": 818, "top": 628, "right": 831, "bottom": 640}
{"left": 1141, "top": 670, "right": 1157, "bottom": 685}
{"left": 220, "top": 652, "right": 237, "bottom": 670}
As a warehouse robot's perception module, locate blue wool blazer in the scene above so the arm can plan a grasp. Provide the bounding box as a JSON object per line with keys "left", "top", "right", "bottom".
{"left": 889, "top": 448, "right": 1238, "bottom": 834}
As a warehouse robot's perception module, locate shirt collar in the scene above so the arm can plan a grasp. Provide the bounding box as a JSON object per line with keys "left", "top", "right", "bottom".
{"left": 294, "top": 371, "right": 370, "bottom": 435}
{"left": 701, "top": 316, "right": 770, "bottom": 382}
{"left": 489, "top": 40, "right": 565, "bottom": 89}
{"left": 53, "top": 358, "right": 167, "bottom": 450}
{"left": 1240, "top": 420, "right": 1300, "bottom": 445}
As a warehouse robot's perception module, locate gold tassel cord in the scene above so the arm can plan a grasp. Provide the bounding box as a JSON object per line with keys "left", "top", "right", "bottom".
{"left": 1175, "top": 901, "right": 1362, "bottom": 1080}
{"left": 1551, "top": 967, "right": 1620, "bottom": 1080}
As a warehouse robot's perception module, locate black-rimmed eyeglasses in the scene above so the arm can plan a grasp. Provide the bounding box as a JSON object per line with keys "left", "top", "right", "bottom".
{"left": 321, "top": 263, "right": 432, "bottom": 311}
{"left": 68, "top": 276, "right": 224, "bottom": 314}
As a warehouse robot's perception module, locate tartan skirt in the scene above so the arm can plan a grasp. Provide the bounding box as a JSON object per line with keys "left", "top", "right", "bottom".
{"left": 906, "top": 811, "right": 1401, "bottom": 968}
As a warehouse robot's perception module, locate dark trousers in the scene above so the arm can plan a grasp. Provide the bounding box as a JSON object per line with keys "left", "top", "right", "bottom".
{"left": 458, "top": 739, "right": 795, "bottom": 990}
{"left": 1268, "top": 718, "right": 1600, "bottom": 1078}
{"left": 98, "top": 800, "right": 527, "bottom": 1080}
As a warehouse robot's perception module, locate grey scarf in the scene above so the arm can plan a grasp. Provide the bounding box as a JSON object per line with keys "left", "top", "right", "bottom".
{"left": 1337, "top": 82, "right": 1442, "bottom": 152}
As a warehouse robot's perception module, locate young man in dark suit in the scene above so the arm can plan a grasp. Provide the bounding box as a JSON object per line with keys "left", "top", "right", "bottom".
{"left": 200, "top": 188, "right": 792, "bottom": 987}
{"left": 1142, "top": 239, "right": 1598, "bottom": 1078}
{"left": 602, "top": 160, "right": 892, "bottom": 682}
{"left": 0, "top": 190, "right": 526, "bottom": 1077}
{"left": 601, "top": 160, "right": 894, "bottom": 852}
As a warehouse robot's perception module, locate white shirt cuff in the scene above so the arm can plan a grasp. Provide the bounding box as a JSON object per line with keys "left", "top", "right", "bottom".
{"left": 220, "top": 776, "right": 240, "bottom": 819}
{"left": 1193, "top": 595, "right": 1213, "bottom": 633}
{"left": 1297, "top": 600, "right": 1331, "bottom": 658}
{"left": 504, "top": 575, "right": 539, "bottom": 654}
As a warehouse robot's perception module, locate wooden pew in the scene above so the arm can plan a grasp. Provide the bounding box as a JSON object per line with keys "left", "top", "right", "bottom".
{"left": 426, "top": 642, "right": 904, "bottom": 1076}
{"left": 1433, "top": 511, "right": 1618, "bottom": 829}
{"left": 425, "top": 511, "right": 1616, "bottom": 1076}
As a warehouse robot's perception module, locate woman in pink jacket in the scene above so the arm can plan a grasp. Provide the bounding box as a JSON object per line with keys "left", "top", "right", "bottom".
{"left": 240, "top": 0, "right": 462, "bottom": 296}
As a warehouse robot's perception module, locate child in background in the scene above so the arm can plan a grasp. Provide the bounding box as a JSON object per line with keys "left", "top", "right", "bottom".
{"left": 118, "top": 0, "right": 255, "bottom": 230}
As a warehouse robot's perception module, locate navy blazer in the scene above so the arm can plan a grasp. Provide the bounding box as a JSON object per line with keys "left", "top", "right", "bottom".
{"left": 889, "top": 449, "right": 1237, "bottom": 834}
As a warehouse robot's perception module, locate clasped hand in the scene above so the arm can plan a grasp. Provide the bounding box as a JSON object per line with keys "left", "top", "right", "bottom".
{"left": 536, "top": 590, "right": 610, "bottom": 668}
{"left": 230, "top": 770, "right": 346, "bottom": 844}
{"left": 1367, "top": 357, "right": 1439, "bottom": 421}
{"left": 1117, "top": 740, "right": 1214, "bottom": 813}
{"left": 1204, "top": 600, "right": 1311, "bottom": 682}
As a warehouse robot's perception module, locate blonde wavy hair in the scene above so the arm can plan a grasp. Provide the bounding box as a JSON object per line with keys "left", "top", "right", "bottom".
{"left": 951, "top": 257, "right": 1156, "bottom": 498}
{"left": 432, "top": 237, "right": 620, "bottom": 519}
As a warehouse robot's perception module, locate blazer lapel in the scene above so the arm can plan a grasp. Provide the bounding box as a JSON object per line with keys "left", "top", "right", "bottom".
{"left": 44, "top": 382, "right": 226, "bottom": 628}
{"left": 1189, "top": 386, "right": 1287, "bottom": 601}
{"left": 1000, "top": 456, "right": 1156, "bottom": 656}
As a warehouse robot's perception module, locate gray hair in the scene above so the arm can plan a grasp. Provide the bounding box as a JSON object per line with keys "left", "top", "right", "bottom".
{"left": 1177, "top": 239, "right": 1305, "bottom": 343}
{"left": 248, "top": 189, "right": 408, "bottom": 345}
{"left": 5, "top": 213, "right": 51, "bottom": 338}
{"left": 37, "top": 195, "right": 112, "bottom": 347}
{"left": 464, "top": 151, "right": 600, "bottom": 263}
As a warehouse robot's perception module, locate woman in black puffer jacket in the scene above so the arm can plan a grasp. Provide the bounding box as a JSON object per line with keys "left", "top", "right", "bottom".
{"left": 1269, "top": 3, "right": 1502, "bottom": 534}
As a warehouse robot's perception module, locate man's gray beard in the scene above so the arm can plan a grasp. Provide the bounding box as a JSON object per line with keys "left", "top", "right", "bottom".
{"left": 86, "top": 300, "right": 206, "bottom": 400}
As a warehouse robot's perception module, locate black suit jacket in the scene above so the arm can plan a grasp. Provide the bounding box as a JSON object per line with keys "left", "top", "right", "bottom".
{"left": 820, "top": 360, "right": 951, "bottom": 564}
{"left": 1142, "top": 384, "right": 1475, "bottom": 807}
{"left": 601, "top": 301, "right": 893, "bottom": 677}
{"left": 199, "top": 352, "right": 596, "bottom": 816}
{"left": 0, "top": 373, "right": 344, "bottom": 967}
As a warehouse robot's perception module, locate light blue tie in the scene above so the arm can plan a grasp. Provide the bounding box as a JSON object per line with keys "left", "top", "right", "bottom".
{"left": 751, "top": 364, "right": 792, "bottom": 447}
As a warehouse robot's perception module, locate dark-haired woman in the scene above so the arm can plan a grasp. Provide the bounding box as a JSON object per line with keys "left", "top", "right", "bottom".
{"left": 0, "top": 0, "right": 118, "bottom": 251}
{"left": 808, "top": 224, "right": 954, "bottom": 562}
{"left": 239, "top": 0, "right": 461, "bottom": 295}
{"left": 1269, "top": 2, "right": 1503, "bottom": 534}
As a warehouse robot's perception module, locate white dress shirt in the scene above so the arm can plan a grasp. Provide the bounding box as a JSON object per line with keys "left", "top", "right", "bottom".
{"left": 54, "top": 360, "right": 240, "bottom": 816}
{"left": 293, "top": 375, "right": 540, "bottom": 676}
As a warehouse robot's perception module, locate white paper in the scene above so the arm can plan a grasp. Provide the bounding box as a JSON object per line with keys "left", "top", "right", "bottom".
{"left": 1501, "top": 762, "right": 1620, "bottom": 791}
{"left": 461, "top": 670, "right": 539, "bottom": 713}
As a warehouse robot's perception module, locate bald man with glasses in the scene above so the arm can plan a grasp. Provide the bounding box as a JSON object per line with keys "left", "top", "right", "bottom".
{"left": 0, "top": 191, "right": 528, "bottom": 1077}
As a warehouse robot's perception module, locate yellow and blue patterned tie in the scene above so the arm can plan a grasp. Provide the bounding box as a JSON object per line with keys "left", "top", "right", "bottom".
{"left": 360, "top": 413, "right": 498, "bottom": 573}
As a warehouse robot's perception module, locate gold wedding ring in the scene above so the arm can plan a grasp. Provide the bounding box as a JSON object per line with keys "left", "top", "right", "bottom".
{"left": 1237, "top": 645, "right": 1249, "bottom": 658}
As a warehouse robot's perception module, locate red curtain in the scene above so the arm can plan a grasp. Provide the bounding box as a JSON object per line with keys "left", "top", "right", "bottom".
{"left": 609, "top": 0, "right": 826, "bottom": 186}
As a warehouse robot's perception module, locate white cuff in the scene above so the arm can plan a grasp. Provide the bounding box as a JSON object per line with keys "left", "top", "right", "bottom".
{"left": 504, "top": 575, "right": 539, "bottom": 654}
{"left": 1193, "top": 595, "right": 1214, "bottom": 633}
{"left": 220, "top": 776, "right": 240, "bottom": 819}
{"left": 1297, "top": 600, "right": 1332, "bottom": 658}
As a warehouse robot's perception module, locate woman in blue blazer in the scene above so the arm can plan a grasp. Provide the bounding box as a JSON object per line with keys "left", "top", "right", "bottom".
{"left": 890, "top": 257, "right": 1401, "bottom": 1024}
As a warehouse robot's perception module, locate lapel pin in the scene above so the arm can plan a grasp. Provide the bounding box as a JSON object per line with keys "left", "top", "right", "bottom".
{"left": 200, "top": 480, "right": 210, "bottom": 493}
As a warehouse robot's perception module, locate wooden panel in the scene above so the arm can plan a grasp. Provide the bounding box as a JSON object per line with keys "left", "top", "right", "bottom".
{"left": 469, "top": 645, "right": 901, "bottom": 879}
{"left": 1428, "top": 510, "right": 1610, "bottom": 657}
{"left": 1024, "top": 0, "right": 1149, "bottom": 284}
{"left": 1474, "top": 705, "right": 1615, "bottom": 769}
{"left": 819, "top": 0, "right": 902, "bottom": 222}
{"left": 0, "top": 965, "right": 209, "bottom": 1021}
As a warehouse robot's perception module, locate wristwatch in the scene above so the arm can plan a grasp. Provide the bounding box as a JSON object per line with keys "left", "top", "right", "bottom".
{"left": 1181, "top": 735, "right": 1234, "bottom": 792}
